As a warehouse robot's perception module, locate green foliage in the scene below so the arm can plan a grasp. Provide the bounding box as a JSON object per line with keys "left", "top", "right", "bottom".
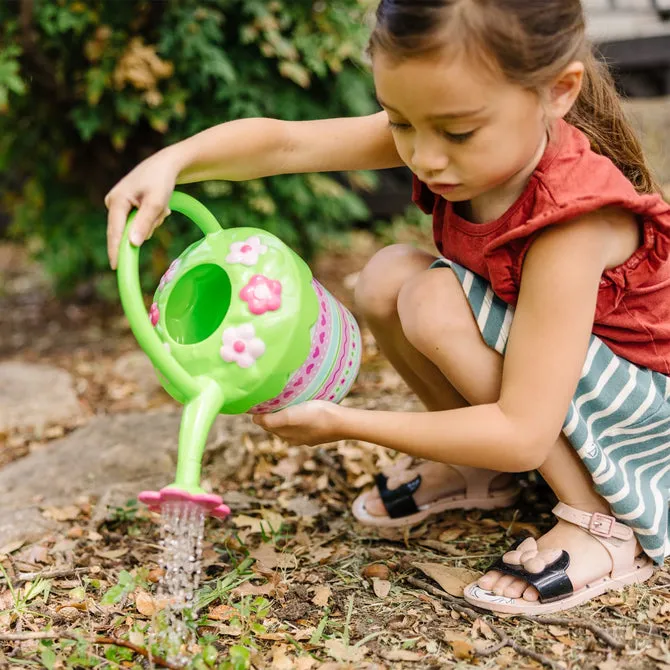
{"left": 0, "top": 0, "right": 377, "bottom": 296}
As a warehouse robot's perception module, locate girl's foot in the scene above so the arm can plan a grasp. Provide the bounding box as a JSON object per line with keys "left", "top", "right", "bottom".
{"left": 352, "top": 458, "right": 520, "bottom": 528}
{"left": 464, "top": 503, "right": 654, "bottom": 614}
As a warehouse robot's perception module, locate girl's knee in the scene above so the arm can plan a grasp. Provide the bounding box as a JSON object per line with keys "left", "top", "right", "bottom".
{"left": 355, "top": 244, "right": 435, "bottom": 322}
{"left": 397, "top": 267, "right": 474, "bottom": 354}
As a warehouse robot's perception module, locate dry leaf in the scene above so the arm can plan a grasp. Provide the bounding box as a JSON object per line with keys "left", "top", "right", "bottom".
{"left": 270, "top": 644, "right": 294, "bottom": 670}
{"left": 293, "top": 658, "right": 317, "bottom": 670}
{"left": 42, "top": 505, "right": 80, "bottom": 521}
{"left": 208, "top": 604, "right": 237, "bottom": 621}
{"left": 134, "top": 589, "right": 157, "bottom": 616}
{"left": 0, "top": 539, "right": 25, "bottom": 556}
{"left": 324, "top": 639, "right": 367, "bottom": 663}
{"left": 362, "top": 563, "right": 389, "bottom": 580}
{"left": 372, "top": 578, "right": 391, "bottom": 598}
{"left": 380, "top": 649, "right": 425, "bottom": 661}
{"left": 282, "top": 495, "right": 322, "bottom": 518}
{"left": 232, "top": 510, "right": 285, "bottom": 535}
{"left": 306, "top": 547, "right": 334, "bottom": 565}
{"left": 498, "top": 521, "right": 541, "bottom": 538}
{"left": 250, "top": 544, "right": 297, "bottom": 571}
{"left": 312, "top": 586, "right": 331, "bottom": 607}
{"left": 548, "top": 625, "right": 569, "bottom": 637}
{"left": 472, "top": 618, "right": 496, "bottom": 640}
{"left": 450, "top": 639, "right": 474, "bottom": 660}
{"left": 598, "top": 659, "right": 621, "bottom": 670}
{"left": 414, "top": 563, "right": 481, "bottom": 597}
{"left": 438, "top": 528, "right": 465, "bottom": 542}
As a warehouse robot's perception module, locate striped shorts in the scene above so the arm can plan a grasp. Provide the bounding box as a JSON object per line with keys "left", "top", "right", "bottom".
{"left": 432, "top": 258, "right": 670, "bottom": 564}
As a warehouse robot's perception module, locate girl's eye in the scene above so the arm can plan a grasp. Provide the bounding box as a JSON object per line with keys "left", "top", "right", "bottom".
{"left": 388, "top": 120, "right": 412, "bottom": 131}
{"left": 443, "top": 130, "right": 475, "bottom": 143}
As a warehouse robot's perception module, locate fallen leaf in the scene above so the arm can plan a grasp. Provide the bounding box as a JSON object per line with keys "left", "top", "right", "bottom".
{"left": 312, "top": 585, "right": 331, "bottom": 607}
{"left": 413, "top": 563, "right": 481, "bottom": 597}
{"left": 450, "top": 639, "right": 475, "bottom": 660}
{"left": 380, "top": 649, "right": 425, "bottom": 661}
{"left": 306, "top": 546, "right": 334, "bottom": 564}
{"left": 598, "top": 659, "right": 621, "bottom": 670}
{"left": 438, "top": 528, "right": 465, "bottom": 542}
{"left": 134, "top": 589, "right": 157, "bottom": 616}
{"left": 208, "top": 604, "right": 237, "bottom": 621}
{"left": 498, "top": 521, "right": 541, "bottom": 538}
{"left": 270, "top": 644, "right": 294, "bottom": 670}
{"left": 232, "top": 511, "right": 285, "bottom": 535}
{"left": 294, "top": 658, "right": 317, "bottom": 670}
{"left": 0, "top": 539, "right": 25, "bottom": 556}
{"left": 472, "top": 618, "right": 496, "bottom": 640}
{"left": 548, "top": 625, "right": 569, "bottom": 637}
{"left": 324, "top": 639, "right": 367, "bottom": 663}
{"left": 282, "top": 495, "right": 322, "bottom": 518}
{"left": 41, "top": 505, "right": 80, "bottom": 522}
{"left": 250, "top": 544, "right": 297, "bottom": 571}
{"left": 372, "top": 577, "right": 391, "bottom": 598}
{"left": 362, "top": 563, "right": 389, "bottom": 580}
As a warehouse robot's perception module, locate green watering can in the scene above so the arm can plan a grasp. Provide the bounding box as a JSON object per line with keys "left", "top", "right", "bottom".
{"left": 117, "top": 192, "right": 361, "bottom": 518}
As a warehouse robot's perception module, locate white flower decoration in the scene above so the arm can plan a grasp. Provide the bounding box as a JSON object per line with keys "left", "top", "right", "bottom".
{"left": 220, "top": 324, "right": 266, "bottom": 368}
{"left": 225, "top": 236, "right": 268, "bottom": 266}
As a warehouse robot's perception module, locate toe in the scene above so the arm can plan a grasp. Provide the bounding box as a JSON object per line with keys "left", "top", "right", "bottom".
{"left": 502, "top": 578, "right": 527, "bottom": 599}
{"left": 492, "top": 575, "right": 517, "bottom": 595}
{"left": 362, "top": 491, "right": 387, "bottom": 517}
{"left": 522, "top": 585, "right": 540, "bottom": 602}
{"left": 478, "top": 570, "right": 502, "bottom": 590}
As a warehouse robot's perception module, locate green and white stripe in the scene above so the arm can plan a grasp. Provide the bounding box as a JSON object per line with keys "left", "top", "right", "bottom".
{"left": 433, "top": 258, "right": 670, "bottom": 564}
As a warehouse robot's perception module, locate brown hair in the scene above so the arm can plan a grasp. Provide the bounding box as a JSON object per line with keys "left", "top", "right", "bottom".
{"left": 370, "top": 0, "right": 660, "bottom": 194}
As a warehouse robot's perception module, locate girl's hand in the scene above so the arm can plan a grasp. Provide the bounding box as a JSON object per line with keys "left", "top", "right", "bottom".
{"left": 105, "top": 150, "right": 181, "bottom": 269}
{"left": 252, "top": 400, "right": 346, "bottom": 446}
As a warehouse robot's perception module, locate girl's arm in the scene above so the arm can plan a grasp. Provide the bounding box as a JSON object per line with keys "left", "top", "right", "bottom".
{"left": 106, "top": 112, "right": 402, "bottom": 267}
{"left": 260, "top": 210, "right": 632, "bottom": 472}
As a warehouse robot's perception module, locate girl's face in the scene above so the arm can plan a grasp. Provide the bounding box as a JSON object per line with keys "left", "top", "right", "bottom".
{"left": 373, "top": 47, "right": 547, "bottom": 216}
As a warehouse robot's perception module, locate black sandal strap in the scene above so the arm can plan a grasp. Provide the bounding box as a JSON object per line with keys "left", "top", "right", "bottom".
{"left": 375, "top": 473, "right": 422, "bottom": 519}
{"left": 487, "top": 538, "right": 574, "bottom": 603}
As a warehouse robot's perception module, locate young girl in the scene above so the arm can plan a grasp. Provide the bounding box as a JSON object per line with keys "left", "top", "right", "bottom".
{"left": 106, "top": 0, "right": 670, "bottom": 614}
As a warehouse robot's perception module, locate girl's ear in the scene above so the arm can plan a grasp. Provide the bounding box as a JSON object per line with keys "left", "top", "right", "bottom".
{"left": 544, "top": 61, "right": 585, "bottom": 120}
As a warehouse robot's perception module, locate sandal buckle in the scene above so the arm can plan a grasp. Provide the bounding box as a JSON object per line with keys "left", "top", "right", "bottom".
{"left": 588, "top": 512, "right": 615, "bottom": 538}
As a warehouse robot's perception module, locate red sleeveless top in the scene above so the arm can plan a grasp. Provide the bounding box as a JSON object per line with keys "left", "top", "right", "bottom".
{"left": 413, "top": 119, "right": 670, "bottom": 375}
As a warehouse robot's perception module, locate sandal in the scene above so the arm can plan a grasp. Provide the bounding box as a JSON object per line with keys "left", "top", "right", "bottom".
{"left": 463, "top": 502, "right": 655, "bottom": 614}
{"left": 352, "top": 460, "right": 521, "bottom": 528}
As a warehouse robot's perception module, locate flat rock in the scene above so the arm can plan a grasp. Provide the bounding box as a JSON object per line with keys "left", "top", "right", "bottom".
{"left": 0, "top": 409, "right": 262, "bottom": 549}
{"left": 0, "top": 361, "right": 83, "bottom": 435}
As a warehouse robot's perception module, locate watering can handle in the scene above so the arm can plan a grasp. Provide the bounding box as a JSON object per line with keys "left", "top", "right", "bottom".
{"left": 116, "top": 191, "right": 223, "bottom": 399}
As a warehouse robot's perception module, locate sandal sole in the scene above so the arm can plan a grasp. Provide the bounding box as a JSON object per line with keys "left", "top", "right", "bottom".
{"left": 462, "top": 555, "right": 655, "bottom": 615}
{"left": 351, "top": 484, "right": 521, "bottom": 528}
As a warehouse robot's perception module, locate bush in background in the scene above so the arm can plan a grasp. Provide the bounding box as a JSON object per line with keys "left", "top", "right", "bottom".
{"left": 0, "top": 0, "right": 378, "bottom": 297}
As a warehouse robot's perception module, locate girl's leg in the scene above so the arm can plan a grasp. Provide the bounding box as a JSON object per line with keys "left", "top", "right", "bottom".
{"left": 397, "top": 266, "right": 642, "bottom": 601}
{"left": 354, "top": 245, "right": 513, "bottom": 518}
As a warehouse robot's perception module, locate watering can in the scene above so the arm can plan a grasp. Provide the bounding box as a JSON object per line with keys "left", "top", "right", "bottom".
{"left": 117, "top": 192, "right": 362, "bottom": 518}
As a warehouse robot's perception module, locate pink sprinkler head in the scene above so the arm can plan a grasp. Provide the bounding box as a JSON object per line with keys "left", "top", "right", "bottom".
{"left": 138, "top": 488, "right": 231, "bottom": 519}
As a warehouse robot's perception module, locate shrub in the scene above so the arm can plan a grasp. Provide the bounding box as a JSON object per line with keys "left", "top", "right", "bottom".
{"left": 0, "top": 0, "right": 377, "bottom": 297}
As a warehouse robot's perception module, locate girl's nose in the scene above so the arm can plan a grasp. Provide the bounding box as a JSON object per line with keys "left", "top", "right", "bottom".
{"left": 411, "top": 134, "right": 449, "bottom": 176}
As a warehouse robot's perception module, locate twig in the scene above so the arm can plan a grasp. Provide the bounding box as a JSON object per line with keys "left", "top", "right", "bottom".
{"left": 406, "top": 576, "right": 560, "bottom": 669}
{"left": 16, "top": 567, "right": 92, "bottom": 582}
{"left": 0, "top": 631, "right": 182, "bottom": 669}
{"left": 522, "top": 615, "right": 624, "bottom": 650}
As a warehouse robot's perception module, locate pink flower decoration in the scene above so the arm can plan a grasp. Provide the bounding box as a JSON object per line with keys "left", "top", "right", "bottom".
{"left": 159, "top": 259, "right": 181, "bottom": 290}
{"left": 226, "top": 236, "right": 267, "bottom": 266}
{"left": 240, "top": 275, "right": 282, "bottom": 315}
{"left": 221, "top": 324, "right": 265, "bottom": 368}
{"left": 149, "top": 302, "right": 160, "bottom": 326}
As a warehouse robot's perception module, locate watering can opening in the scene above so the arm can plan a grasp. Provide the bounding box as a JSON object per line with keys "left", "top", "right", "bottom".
{"left": 165, "top": 263, "right": 232, "bottom": 345}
